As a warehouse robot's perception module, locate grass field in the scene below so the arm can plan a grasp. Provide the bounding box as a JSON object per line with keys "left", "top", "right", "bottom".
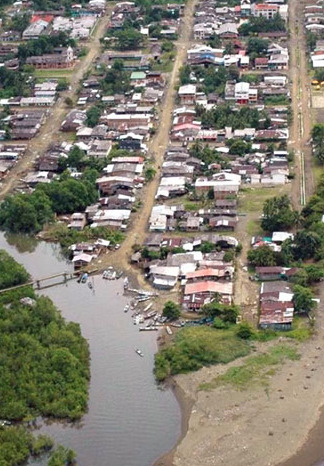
{"left": 199, "top": 343, "right": 300, "bottom": 391}
{"left": 34, "top": 69, "right": 74, "bottom": 80}
{"left": 238, "top": 185, "right": 290, "bottom": 213}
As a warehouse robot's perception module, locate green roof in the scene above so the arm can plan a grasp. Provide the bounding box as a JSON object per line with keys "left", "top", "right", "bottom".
{"left": 130, "top": 71, "right": 146, "bottom": 80}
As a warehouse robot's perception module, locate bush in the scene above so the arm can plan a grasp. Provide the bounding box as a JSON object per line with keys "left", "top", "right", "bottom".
{"left": 236, "top": 322, "right": 255, "bottom": 340}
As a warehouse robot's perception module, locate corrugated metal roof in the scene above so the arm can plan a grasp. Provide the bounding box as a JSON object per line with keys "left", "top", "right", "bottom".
{"left": 184, "top": 281, "right": 233, "bottom": 295}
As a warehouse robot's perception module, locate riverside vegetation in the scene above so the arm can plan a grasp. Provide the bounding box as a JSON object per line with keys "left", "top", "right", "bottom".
{"left": 0, "top": 250, "right": 90, "bottom": 466}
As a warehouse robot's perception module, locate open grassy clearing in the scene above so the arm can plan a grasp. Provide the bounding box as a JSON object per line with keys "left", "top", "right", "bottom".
{"left": 34, "top": 69, "right": 74, "bottom": 80}
{"left": 199, "top": 343, "right": 300, "bottom": 391}
{"left": 238, "top": 185, "right": 290, "bottom": 213}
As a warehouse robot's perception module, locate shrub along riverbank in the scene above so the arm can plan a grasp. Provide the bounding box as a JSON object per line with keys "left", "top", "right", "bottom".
{"left": 0, "top": 250, "right": 90, "bottom": 465}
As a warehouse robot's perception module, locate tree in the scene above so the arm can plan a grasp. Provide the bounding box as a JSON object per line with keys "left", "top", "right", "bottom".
{"left": 202, "top": 302, "right": 239, "bottom": 323}
{"left": 86, "top": 105, "right": 101, "bottom": 128}
{"left": 163, "top": 301, "right": 181, "bottom": 321}
{"left": 227, "top": 139, "right": 251, "bottom": 156}
{"left": 312, "top": 124, "right": 324, "bottom": 146}
{"left": 305, "top": 264, "right": 324, "bottom": 284}
{"left": 101, "top": 60, "right": 131, "bottom": 95}
{"left": 247, "top": 245, "right": 277, "bottom": 267}
{"left": 247, "top": 37, "right": 269, "bottom": 55}
{"left": 145, "top": 167, "right": 156, "bottom": 182}
{"left": 10, "top": 13, "right": 31, "bottom": 34}
{"left": 66, "top": 146, "right": 85, "bottom": 170}
{"left": 179, "top": 65, "right": 191, "bottom": 85}
{"left": 293, "top": 285, "right": 316, "bottom": 314}
{"left": 115, "top": 28, "right": 143, "bottom": 50}
{"left": 261, "top": 195, "right": 296, "bottom": 232}
{"left": 56, "top": 78, "right": 69, "bottom": 91}
{"left": 292, "top": 230, "right": 322, "bottom": 259}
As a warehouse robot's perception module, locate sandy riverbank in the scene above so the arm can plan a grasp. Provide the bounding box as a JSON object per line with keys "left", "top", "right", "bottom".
{"left": 153, "top": 313, "right": 324, "bottom": 466}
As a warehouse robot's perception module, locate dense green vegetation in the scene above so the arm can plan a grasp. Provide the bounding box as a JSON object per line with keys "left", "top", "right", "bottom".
{"left": 154, "top": 326, "right": 250, "bottom": 381}
{"left": 0, "top": 250, "right": 29, "bottom": 289}
{"left": 239, "top": 14, "right": 286, "bottom": 36}
{"left": 311, "top": 124, "right": 324, "bottom": 164}
{"left": 44, "top": 223, "right": 125, "bottom": 255}
{"left": 0, "top": 294, "right": 90, "bottom": 421}
{"left": 32, "top": 0, "right": 89, "bottom": 10}
{"left": 196, "top": 104, "right": 270, "bottom": 130}
{"left": 179, "top": 65, "right": 239, "bottom": 97}
{"left": 0, "top": 67, "right": 32, "bottom": 99}
{"left": 0, "top": 174, "right": 98, "bottom": 234}
{"left": 0, "top": 427, "right": 54, "bottom": 466}
{"left": 189, "top": 142, "right": 230, "bottom": 169}
{"left": 162, "top": 301, "right": 181, "bottom": 321}
{"left": 18, "top": 32, "right": 75, "bottom": 63}
{"left": 261, "top": 195, "right": 298, "bottom": 232}
{"left": 100, "top": 60, "right": 131, "bottom": 96}
{"left": 0, "top": 251, "right": 88, "bottom": 465}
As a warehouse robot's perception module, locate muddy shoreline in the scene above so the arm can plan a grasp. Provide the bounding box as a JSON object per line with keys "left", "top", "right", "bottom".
{"left": 152, "top": 380, "right": 194, "bottom": 466}
{"left": 151, "top": 330, "right": 324, "bottom": 466}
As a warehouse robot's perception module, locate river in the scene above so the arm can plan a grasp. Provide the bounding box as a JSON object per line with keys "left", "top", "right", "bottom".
{"left": 0, "top": 232, "right": 181, "bottom": 466}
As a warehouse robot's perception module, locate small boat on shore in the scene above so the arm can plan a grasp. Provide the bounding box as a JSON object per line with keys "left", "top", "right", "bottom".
{"left": 124, "top": 304, "right": 130, "bottom": 313}
{"left": 139, "top": 326, "right": 158, "bottom": 331}
{"left": 81, "top": 273, "right": 88, "bottom": 284}
{"left": 135, "top": 348, "right": 144, "bottom": 357}
{"left": 144, "top": 302, "right": 153, "bottom": 312}
{"left": 137, "top": 296, "right": 151, "bottom": 303}
{"left": 103, "top": 268, "right": 116, "bottom": 280}
{"left": 166, "top": 326, "right": 173, "bottom": 335}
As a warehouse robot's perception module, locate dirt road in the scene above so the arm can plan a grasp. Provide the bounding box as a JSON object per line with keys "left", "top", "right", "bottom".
{"left": 289, "top": 0, "right": 314, "bottom": 208}
{"left": 0, "top": 8, "right": 114, "bottom": 201}
{"left": 102, "top": 0, "right": 198, "bottom": 272}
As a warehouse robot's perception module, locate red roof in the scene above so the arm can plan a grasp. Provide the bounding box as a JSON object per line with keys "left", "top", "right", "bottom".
{"left": 255, "top": 4, "right": 279, "bottom": 10}
{"left": 31, "top": 14, "right": 54, "bottom": 23}
{"left": 260, "top": 301, "right": 294, "bottom": 325}
{"left": 111, "top": 156, "right": 143, "bottom": 163}
{"left": 186, "top": 268, "right": 227, "bottom": 279}
{"left": 172, "top": 123, "right": 200, "bottom": 132}
{"left": 184, "top": 281, "right": 233, "bottom": 295}
{"left": 256, "top": 266, "right": 283, "bottom": 274}
{"left": 255, "top": 57, "right": 269, "bottom": 65}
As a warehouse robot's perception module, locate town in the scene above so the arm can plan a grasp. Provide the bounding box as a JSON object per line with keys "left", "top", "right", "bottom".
{"left": 1, "top": 0, "right": 324, "bottom": 463}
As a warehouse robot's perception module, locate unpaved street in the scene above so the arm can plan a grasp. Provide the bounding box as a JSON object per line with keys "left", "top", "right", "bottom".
{"left": 289, "top": 0, "right": 314, "bottom": 207}
{"left": 102, "top": 0, "right": 199, "bottom": 271}
{"left": 0, "top": 7, "right": 114, "bottom": 201}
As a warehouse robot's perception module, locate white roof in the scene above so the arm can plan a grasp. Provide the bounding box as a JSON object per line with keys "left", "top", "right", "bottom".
{"left": 272, "top": 232, "right": 294, "bottom": 243}
{"left": 235, "top": 82, "right": 250, "bottom": 93}
{"left": 150, "top": 265, "right": 180, "bottom": 277}
{"left": 178, "top": 84, "right": 197, "bottom": 95}
{"left": 72, "top": 253, "right": 93, "bottom": 263}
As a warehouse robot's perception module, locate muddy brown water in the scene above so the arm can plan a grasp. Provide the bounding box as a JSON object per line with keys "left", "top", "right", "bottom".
{"left": 0, "top": 233, "right": 181, "bottom": 466}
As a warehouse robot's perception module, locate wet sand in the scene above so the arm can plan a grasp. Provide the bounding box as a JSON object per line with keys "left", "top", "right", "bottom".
{"left": 153, "top": 318, "right": 324, "bottom": 466}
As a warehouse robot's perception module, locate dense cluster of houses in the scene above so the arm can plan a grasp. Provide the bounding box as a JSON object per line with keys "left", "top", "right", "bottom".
{"left": 108, "top": 1, "right": 182, "bottom": 38}
{"left": 0, "top": 81, "right": 59, "bottom": 108}
{"left": 0, "top": 143, "right": 27, "bottom": 180}
{"left": 142, "top": 0, "right": 294, "bottom": 313}
{"left": 250, "top": 232, "right": 298, "bottom": 329}
{"left": 140, "top": 233, "right": 237, "bottom": 307}
{"left": 306, "top": 2, "right": 324, "bottom": 71}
